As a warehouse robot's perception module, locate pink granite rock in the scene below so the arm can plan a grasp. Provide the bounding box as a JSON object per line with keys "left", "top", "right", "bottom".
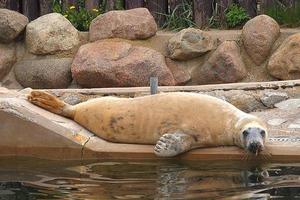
{"left": 71, "top": 41, "right": 175, "bottom": 88}
{"left": 89, "top": 8, "right": 157, "bottom": 41}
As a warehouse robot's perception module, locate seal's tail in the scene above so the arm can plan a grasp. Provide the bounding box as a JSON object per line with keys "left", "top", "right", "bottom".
{"left": 28, "top": 91, "right": 75, "bottom": 119}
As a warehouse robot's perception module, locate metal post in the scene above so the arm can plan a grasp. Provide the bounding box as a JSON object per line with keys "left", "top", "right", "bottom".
{"left": 150, "top": 77, "right": 158, "bottom": 95}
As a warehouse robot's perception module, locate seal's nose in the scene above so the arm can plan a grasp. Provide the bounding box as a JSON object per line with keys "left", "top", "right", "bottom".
{"left": 248, "top": 142, "right": 263, "bottom": 154}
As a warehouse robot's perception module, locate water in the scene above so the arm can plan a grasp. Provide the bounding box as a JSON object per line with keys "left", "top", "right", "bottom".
{"left": 0, "top": 157, "right": 299, "bottom": 200}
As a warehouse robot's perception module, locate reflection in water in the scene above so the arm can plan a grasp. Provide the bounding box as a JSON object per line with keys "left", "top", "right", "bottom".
{"left": 0, "top": 158, "right": 298, "bottom": 199}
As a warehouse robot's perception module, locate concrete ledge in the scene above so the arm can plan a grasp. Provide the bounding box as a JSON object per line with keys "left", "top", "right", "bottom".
{"left": 0, "top": 82, "right": 300, "bottom": 161}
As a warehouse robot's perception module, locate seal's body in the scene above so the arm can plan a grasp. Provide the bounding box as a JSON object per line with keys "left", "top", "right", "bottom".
{"left": 28, "top": 91, "right": 268, "bottom": 157}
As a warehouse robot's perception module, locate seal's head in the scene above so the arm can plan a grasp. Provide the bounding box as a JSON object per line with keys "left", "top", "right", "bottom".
{"left": 234, "top": 115, "right": 268, "bottom": 155}
{"left": 241, "top": 126, "right": 267, "bottom": 155}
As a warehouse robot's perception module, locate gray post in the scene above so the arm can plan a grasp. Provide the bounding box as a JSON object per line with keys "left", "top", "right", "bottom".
{"left": 150, "top": 77, "right": 158, "bottom": 95}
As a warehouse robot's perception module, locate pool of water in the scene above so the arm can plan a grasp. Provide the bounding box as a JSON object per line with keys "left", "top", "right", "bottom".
{"left": 0, "top": 157, "right": 299, "bottom": 199}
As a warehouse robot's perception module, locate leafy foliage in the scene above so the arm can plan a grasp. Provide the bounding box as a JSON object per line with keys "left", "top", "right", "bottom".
{"left": 51, "top": 0, "right": 124, "bottom": 31}
{"left": 266, "top": 4, "right": 300, "bottom": 27}
{"left": 161, "top": 0, "right": 196, "bottom": 31}
{"left": 225, "top": 4, "right": 250, "bottom": 28}
{"left": 52, "top": 0, "right": 100, "bottom": 31}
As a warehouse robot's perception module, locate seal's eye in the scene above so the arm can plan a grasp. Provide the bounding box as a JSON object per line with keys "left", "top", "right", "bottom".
{"left": 260, "top": 130, "right": 266, "bottom": 138}
{"left": 243, "top": 130, "right": 249, "bottom": 138}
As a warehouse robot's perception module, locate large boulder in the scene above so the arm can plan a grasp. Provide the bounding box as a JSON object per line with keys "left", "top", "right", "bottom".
{"left": 267, "top": 33, "right": 300, "bottom": 80}
{"left": 0, "top": 9, "right": 28, "bottom": 43}
{"left": 71, "top": 41, "right": 175, "bottom": 88}
{"left": 0, "top": 43, "right": 16, "bottom": 80}
{"left": 167, "top": 28, "right": 216, "bottom": 60}
{"left": 242, "top": 15, "right": 280, "bottom": 65}
{"left": 14, "top": 58, "right": 73, "bottom": 89}
{"left": 192, "top": 41, "right": 247, "bottom": 84}
{"left": 165, "top": 58, "right": 191, "bottom": 85}
{"left": 89, "top": 8, "right": 157, "bottom": 41}
{"left": 26, "top": 13, "right": 79, "bottom": 55}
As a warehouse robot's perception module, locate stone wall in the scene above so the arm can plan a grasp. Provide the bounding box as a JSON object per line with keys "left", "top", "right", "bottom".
{"left": 0, "top": 8, "right": 300, "bottom": 89}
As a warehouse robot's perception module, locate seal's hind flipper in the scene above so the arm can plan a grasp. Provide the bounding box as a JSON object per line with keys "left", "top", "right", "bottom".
{"left": 154, "top": 132, "right": 196, "bottom": 157}
{"left": 28, "top": 91, "right": 75, "bottom": 118}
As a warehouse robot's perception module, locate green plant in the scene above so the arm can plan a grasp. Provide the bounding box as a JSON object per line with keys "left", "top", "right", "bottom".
{"left": 52, "top": 0, "right": 100, "bottom": 31}
{"left": 225, "top": 4, "right": 250, "bottom": 28}
{"left": 160, "top": 0, "right": 196, "bottom": 31}
{"left": 266, "top": 4, "right": 300, "bottom": 27}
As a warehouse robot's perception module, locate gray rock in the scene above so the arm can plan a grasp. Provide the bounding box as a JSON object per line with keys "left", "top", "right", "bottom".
{"left": 267, "top": 118, "right": 287, "bottom": 126}
{"left": 26, "top": 13, "right": 79, "bottom": 55}
{"left": 167, "top": 28, "right": 216, "bottom": 60}
{"left": 62, "top": 95, "right": 83, "bottom": 105}
{"left": 0, "top": 43, "right": 16, "bottom": 80}
{"left": 226, "top": 92, "right": 263, "bottom": 113}
{"left": 288, "top": 124, "right": 300, "bottom": 129}
{"left": 14, "top": 58, "right": 73, "bottom": 89}
{"left": 260, "top": 91, "right": 289, "bottom": 108}
{"left": 275, "top": 99, "right": 300, "bottom": 110}
{"left": 0, "top": 9, "right": 28, "bottom": 43}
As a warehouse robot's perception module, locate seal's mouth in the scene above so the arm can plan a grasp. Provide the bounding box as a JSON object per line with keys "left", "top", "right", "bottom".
{"left": 247, "top": 142, "right": 263, "bottom": 155}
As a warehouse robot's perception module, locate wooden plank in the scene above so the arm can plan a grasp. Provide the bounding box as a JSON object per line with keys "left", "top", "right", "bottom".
{"left": 281, "top": 0, "right": 295, "bottom": 7}
{"left": 145, "top": 0, "right": 168, "bottom": 26}
{"left": 215, "top": 0, "right": 233, "bottom": 26}
{"left": 85, "top": 0, "right": 100, "bottom": 10}
{"left": 124, "top": 0, "right": 144, "bottom": 9}
{"left": 193, "top": 0, "right": 213, "bottom": 28}
{"left": 237, "top": 0, "right": 257, "bottom": 17}
{"left": 260, "top": 0, "right": 275, "bottom": 13}
{"left": 43, "top": 80, "right": 300, "bottom": 96}
{"left": 39, "top": 0, "right": 52, "bottom": 15}
{"left": 169, "top": 0, "right": 184, "bottom": 12}
{"left": 105, "top": 0, "right": 115, "bottom": 10}
{"left": 63, "top": 0, "right": 77, "bottom": 10}
{"left": 0, "top": 0, "right": 5, "bottom": 8}
{"left": 1, "top": 0, "right": 21, "bottom": 11}
{"left": 22, "top": 0, "right": 40, "bottom": 21}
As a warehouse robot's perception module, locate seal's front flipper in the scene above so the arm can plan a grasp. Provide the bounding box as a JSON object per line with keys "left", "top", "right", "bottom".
{"left": 154, "top": 132, "right": 196, "bottom": 157}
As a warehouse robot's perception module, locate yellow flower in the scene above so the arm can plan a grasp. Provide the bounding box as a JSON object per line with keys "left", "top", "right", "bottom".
{"left": 64, "top": 14, "right": 68, "bottom": 17}
{"left": 69, "top": 6, "right": 75, "bottom": 9}
{"left": 92, "top": 8, "right": 99, "bottom": 12}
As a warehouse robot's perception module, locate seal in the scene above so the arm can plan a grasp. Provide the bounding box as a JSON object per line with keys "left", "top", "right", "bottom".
{"left": 28, "top": 91, "right": 268, "bottom": 157}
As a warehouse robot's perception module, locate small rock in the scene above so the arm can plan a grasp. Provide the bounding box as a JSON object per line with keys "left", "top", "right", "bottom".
{"left": 165, "top": 58, "right": 191, "bottom": 85}
{"left": 193, "top": 41, "right": 247, "bottom": 84}
{"left": 267, "top": 118, "right": 287, "bottom": 126}
{"left": 14, "top": 58, "right": 73, "bottom": 89}
{"left": 167, "top": 28, "right": 216, "bottom": 60}
{"left": 267, "top": 33, "right": 300, "bottom": 80}
{"left": 260, "top": 91, "right": 288, "bottom": 108}
{"left": 275, "top": 99, "right": 300, "bottom": 110}
{"left": 26, "top": 13, "right": 79, "bottom": 55}
{"left": 294, "top": 119, "right": 300, "bottom": 124}
{"left": 225, "top": 91, "right": 263, "bottom": 113}
{"left": 62, "top": 95, "right": 82, "bottom": 105}
{"left": 288, "top": 124, "right": 300, "bottom": 129}
{"left": 0, "top": 9, "right": 28, "bottom": 43}
{"left": 242, "top": 15, "right": 280, "bottom": 65}
{"left": 0, "top": 43, "right": 16, "bottom": 80}
{"left": 71, "top": 41, "right": 175, "bottom": 88}
{"left": 89, "top": 8, "right": 157, "bottom": 41}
